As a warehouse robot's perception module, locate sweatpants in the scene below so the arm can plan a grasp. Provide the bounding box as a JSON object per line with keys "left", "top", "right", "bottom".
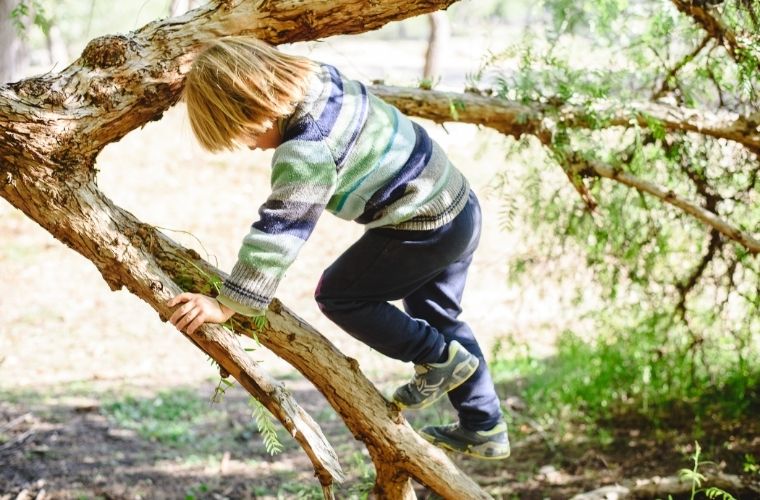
{"left": 314, "top": 190, "right": 503, "bottom": 431}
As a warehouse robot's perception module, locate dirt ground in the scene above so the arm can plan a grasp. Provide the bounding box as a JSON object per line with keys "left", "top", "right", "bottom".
{"left": 2, "top": 32, "right": 759, "bottom": 499}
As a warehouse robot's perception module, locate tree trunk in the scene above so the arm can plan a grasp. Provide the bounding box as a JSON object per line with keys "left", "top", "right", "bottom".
{"left": 0, "top": 0, "right": 28, "bottom": 83}
{"left": 0, "top": 1, "right": 494, "bottom": 498}
{"left": 423, "top": 11, "right": 449, "bottom": 82}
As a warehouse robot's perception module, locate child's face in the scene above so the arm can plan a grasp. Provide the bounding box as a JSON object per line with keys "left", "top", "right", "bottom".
{"left": 237, "top": 121, "right": 281, "bottom": 151}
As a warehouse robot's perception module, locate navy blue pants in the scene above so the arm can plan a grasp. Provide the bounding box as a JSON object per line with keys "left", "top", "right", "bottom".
{"left": 314, "top": 190, "right": 503, "bottom": 431}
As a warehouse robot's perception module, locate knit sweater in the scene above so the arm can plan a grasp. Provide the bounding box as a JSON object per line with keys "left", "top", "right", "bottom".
{"left": 217, "top": 63, "right": 470, "bottom": 316}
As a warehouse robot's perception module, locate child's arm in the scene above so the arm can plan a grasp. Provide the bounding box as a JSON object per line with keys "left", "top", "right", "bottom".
{"left": 216, "top": 137, "right": 337, "bottom": 316}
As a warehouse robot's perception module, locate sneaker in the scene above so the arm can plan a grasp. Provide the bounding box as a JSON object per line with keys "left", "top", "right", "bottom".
{"left": 419, "top": 420, "right": 511, "bottom": 460}
{"left": 392, "top": 340, "right": 479, "bottom": 409}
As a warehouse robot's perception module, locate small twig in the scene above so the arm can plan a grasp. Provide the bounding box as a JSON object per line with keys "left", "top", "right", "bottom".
{"left": 653, "top": 35, "right": 712, "bottom": 100}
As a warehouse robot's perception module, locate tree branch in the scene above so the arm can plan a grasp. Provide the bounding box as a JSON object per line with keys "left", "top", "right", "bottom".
{"left": 371, "top": 85, "right": 760, "bottom": 154}
{"left": 670, "top": 0, "right": 758, "bottom": 70}
{"left": 0, "top": 0, "right": 460, "bottom": 161}
{"left": 578, "top": 159, "right": 760, "bottom": 254}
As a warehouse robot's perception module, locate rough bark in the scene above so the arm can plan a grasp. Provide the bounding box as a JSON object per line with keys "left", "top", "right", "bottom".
{"left": 370, "top": 85, "right": 760, "bottom": 154}
{"left": 370, "top": 85, "right": 760, "bottom": 254}
{"left": 0, "top": 0, "right": 497, "bottom": 498}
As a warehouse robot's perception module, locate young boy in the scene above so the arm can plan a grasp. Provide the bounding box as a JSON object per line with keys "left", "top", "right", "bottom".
{"left": 167, "top": 36, "right": 509, "bottom": 460}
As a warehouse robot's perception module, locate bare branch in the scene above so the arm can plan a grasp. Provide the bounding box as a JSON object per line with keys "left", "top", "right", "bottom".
{"left": 676, "top": 228, "right": 723, "bottom": 317}
{"left": 578, "top": 159, "right": 760, "bottom": 254}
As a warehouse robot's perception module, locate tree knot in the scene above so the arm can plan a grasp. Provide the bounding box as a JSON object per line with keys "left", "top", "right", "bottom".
{"left": 82, "top": 35, "right": 131, "bottom": 68}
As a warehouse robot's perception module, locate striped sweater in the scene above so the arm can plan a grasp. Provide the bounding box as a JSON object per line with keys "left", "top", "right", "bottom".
{"left": 217, "top": 63, "right": 470, "bottom": 316}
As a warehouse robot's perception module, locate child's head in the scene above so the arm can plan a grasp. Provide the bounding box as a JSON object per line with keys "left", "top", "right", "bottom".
{"left": 184, "top": 36, "right": 316, "bottom": 152}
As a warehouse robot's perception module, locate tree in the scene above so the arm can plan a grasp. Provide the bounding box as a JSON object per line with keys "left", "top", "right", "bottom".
{"left": 422, "top": 11, "right": 449, "bottom": 83}
{"left": 1, "top": 0, "right": 758, "bottom": 497}
{"left": 0, "top": 1, "right": 496, "bottom": 498}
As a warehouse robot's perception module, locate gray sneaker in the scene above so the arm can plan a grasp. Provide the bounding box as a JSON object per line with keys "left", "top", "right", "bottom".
{"left": 419, "top": 420, "right": 511, "bottom": 460}
{"left": 392, "top": 340, "right": 479, "bottom": 409}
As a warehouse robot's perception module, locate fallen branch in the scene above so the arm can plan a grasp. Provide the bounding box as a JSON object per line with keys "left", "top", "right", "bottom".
{"left": 0, "top": 429, "right": 36, "bottom": 455}
{"left": 0, "top": 413, "right": 32, "bottom": 434}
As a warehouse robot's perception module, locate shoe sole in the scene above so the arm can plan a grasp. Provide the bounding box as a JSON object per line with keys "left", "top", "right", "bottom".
{"left": 393, "top": 356, "right": 479, "bottom": 410}
{"left": 420, "top": 428, "right": 511, "bottom": 461}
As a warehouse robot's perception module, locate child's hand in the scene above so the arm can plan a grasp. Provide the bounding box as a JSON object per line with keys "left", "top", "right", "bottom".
{"left": 167, "top": 293, "right": 235, "bottom": 335}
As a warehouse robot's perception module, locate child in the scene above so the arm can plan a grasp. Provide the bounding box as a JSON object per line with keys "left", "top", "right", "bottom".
{"left": 167, "top": 36, "right": 510, "bottom": 460}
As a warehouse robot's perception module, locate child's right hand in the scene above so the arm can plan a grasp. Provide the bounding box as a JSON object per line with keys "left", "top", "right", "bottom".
{"left": 167, "top": 293, "right": 235, "bottom": 335}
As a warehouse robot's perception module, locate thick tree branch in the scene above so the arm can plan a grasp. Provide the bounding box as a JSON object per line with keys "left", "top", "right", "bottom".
{"left": 371, "top": 85, "right": 760, "bottom": 154}
{"left": 0, "top": 0, "right": 459, "bottom": 162}
{"left": 115, "top": 214, "right": 491, "bottom": 499}
{"left": 0, "top": 178, "right": 344, "bottom": 487}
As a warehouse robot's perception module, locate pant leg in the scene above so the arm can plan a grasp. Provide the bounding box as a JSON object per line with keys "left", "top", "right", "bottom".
{"left": 402, "top": 253, "right": 504, "bottom": 431}
{"left": 314, "top": 193, "right": 480, "bottom": 365}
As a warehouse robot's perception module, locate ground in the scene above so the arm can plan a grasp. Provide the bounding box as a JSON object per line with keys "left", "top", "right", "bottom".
{"left": 1, "top": 33, "right": 759, "bottom": 499}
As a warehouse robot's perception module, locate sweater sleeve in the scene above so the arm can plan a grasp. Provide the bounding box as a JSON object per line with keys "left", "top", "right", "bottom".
{"left": 218, "top": 138, "right": 337, "bottom": 316}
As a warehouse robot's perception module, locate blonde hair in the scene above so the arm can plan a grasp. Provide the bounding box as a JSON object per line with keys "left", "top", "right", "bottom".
{"left": 184, "top": 36, "right": 317, "bottom": 152}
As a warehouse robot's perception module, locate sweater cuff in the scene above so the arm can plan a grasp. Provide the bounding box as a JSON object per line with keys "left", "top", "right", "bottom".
{"left": 216, "top": 293, "right": 265, "bottom": 318}
{"left": 219, "top": 260, "right": 280, "bottom": 314}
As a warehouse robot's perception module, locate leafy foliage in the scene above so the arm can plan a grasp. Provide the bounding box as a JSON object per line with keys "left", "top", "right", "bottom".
{"left": 486, "top": 0, "right": 759, "bottom": 424}
{"left": 249, "top": 397, "right": 284, "bottom": 455}
{"left": 679, "top": 442, "right": 737, "bottom": 500}
{"left": 10, "top": 0, "right": 51, "bottom": 37}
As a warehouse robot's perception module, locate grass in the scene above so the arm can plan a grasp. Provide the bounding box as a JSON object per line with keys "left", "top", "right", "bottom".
{"left": 102, "top": 388, "right": 222, "bottom": 445}
{"left": 491, "top": 322, "right": 760, "bottom": 439}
